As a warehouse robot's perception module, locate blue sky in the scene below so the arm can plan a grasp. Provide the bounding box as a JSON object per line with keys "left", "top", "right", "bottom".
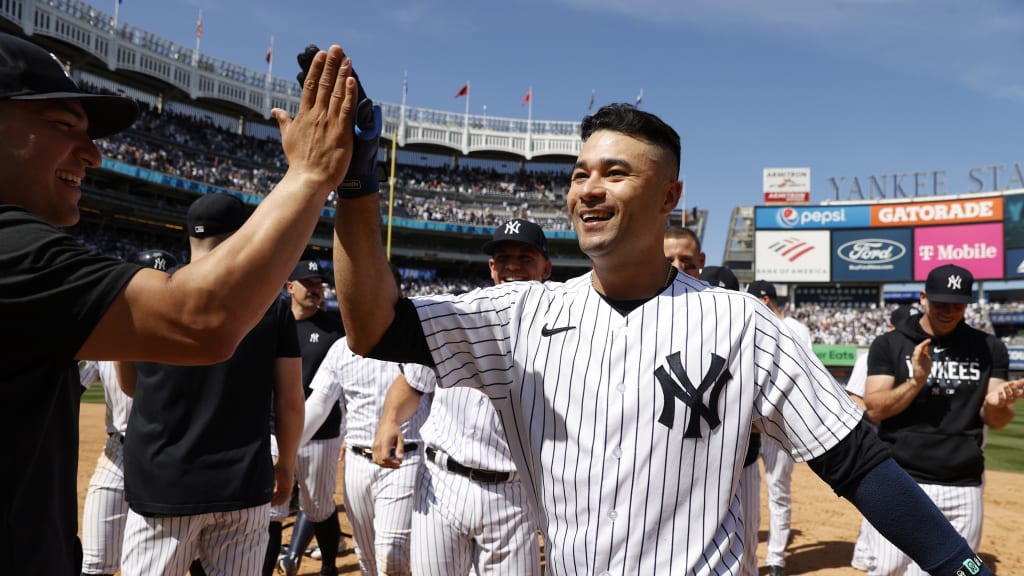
{"left": 112, "top": 0, "right": 1024, "bottom": 265}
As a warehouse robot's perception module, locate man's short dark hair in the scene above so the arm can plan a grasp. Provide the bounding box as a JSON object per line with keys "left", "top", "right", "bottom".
{"left": 664, "top": 226, "right": 701, "bottom": 251}
{"left": 580, "top": 103, "right": 681, "bottom": 177}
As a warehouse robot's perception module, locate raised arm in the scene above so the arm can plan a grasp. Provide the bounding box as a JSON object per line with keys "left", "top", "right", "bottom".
{"left": 79, "top": 46, "right": 359, "bottom": 364}
{"left": 333, "top": 187, "right": 400, "bottom": 355}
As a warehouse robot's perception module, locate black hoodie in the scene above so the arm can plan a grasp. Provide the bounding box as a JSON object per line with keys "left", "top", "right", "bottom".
{"left": 866, "top": 314, "right": 1008, "bottom": 486}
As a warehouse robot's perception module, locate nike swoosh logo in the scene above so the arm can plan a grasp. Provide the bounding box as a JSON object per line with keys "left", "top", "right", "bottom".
{"left": 541, "top": 324, "right": 577, "bottom": 337}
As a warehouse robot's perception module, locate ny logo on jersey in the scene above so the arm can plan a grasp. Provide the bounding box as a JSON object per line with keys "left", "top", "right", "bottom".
{"left": 504, "top": 221, "right": 521, "bottom": 235}
{"left": 654, "top": 352, "right": 731, "bottom": 438}
{"left": 310, "top": 333, "right": 320, "bottom": 343}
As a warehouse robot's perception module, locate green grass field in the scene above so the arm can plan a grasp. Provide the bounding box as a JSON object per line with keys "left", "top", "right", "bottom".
{"left": 81, "top": 389, "right": 1024, "bottom": 473}
{"left": 984, "top": 405, "right": 1024, "bottom": 473}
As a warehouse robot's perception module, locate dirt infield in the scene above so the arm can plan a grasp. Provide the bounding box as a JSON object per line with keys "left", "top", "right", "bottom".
{"left": 77, "top": 402, "right": 1024, "bottom": 574}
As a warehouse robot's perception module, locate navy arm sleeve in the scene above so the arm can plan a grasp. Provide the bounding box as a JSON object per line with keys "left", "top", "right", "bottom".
{"left": 367, "top": 297, "right": 434, "bottom": 366}
{"left": 808, "top": 417, "right": 990, "bottom": 576}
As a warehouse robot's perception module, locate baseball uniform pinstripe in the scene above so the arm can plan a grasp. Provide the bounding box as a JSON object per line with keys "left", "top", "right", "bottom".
{"left": 403, "top": 361, "right": 542, "bottom": 576}
{"left": 759, "top": 314, "right": 811, "bottom": 570}
{"left": 308, "top": 336, "right": 431, "bottom": 576}
{"left": 408, "top": 272, "right": 861, "bottom": 574}
{"left": 121, "top": 505, "right": 270, "bottom": 575}
{"left": 79, "top": 360, "right": 133, "bottom": 575}
{"left": 737, "top": 459, "right": 760, "bottom": 576}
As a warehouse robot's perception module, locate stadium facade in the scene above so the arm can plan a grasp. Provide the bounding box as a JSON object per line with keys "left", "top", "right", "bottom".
{"left": 0, "top": 0, "right": 708, "bottom": 283}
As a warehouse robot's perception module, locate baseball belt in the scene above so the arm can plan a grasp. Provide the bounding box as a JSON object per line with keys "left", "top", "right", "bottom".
{"left": 425, "top": 447, "right": 512, "bottom": 484}
{"left": 349, "top": 443, "right": 419, "bottom": 461}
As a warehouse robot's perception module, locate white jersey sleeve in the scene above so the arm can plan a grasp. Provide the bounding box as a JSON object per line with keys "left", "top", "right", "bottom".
{"left": 845, "top": 352, "right": 869, "bottom": 398}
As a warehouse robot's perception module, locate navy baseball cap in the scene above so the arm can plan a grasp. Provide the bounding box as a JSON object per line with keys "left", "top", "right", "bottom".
{"left": 132, "top": 249, "right": 179, "bottom": 273}
{"left": 746, "top": 280, "right": 777, "bottom": 300}
{"left": 889, "top": 304, "right": 920, "bottom": 326}
{"left": 924, "top": 264, "right": 976, "bottom": 304}
{"left": 0, "top": 32, "right": 138, "bottom": 138}
{"left": 290, "top": 259, "right": 327, "bottom": 282}
{"left": 482, "top": 218, "right": 549, "bottom": 258}
{"left": 699, "top": 266, "right": 739, "bottom": 291}
{"left": 186, "top": 193, "right": 247, "bottom": 238}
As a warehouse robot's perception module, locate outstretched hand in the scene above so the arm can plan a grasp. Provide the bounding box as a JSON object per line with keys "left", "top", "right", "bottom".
{"left": 272, "top": 45, "right": 358, "bottom": 196}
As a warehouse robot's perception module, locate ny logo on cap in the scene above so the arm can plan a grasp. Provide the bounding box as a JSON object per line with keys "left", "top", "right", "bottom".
{"left": 153, "top": 257, "right": 168, "bottom": 271}
{"left": 308, "top": 261, "right": 319, "bottom": 272}
{"left": 947, "top": 274, "right": 963, "bottom": 291}
{"left": 504, "top": 221, "right": 521, "bottom": 235}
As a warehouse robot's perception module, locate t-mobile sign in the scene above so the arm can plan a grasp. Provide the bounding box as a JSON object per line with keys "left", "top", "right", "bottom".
{"left": 914, "top": 222, "right": 1003, "bottom": 280}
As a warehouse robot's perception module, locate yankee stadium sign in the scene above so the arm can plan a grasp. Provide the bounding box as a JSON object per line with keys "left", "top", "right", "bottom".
{"left": 827, "top": 161, "right": 1024, "bottom": 200}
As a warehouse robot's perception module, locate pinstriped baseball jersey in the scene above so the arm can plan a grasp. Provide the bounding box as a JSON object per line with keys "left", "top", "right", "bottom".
{"left": 412, "top": 272, "right": 862, "bottom": 574}
{"left": 80, "top": 360, "right": 131, "bottom": 437}
{"left": 404, "top": 362, "right": 518, "bottom": 472}
{"left": 310, "top": 336, "right": 429, "bottom": 447}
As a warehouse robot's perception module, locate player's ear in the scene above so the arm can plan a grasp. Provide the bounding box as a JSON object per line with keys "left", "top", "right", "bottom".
{"left": 660, "top": 180, "right": 682, "bottom": 217}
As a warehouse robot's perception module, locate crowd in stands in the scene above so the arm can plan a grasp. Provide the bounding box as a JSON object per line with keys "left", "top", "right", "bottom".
{"left": 71, "top": 97, "right": 1024, "bottom": 350}
{"left": 93, "top": 106, "right": 575, "bottom": 230}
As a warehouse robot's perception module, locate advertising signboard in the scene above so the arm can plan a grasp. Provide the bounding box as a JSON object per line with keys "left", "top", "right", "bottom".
{"left": 763, "top": 167, "right": 811, "bottom": 204}
{"left": 831, "top": 228, "right": 913, "bottom": 282}
{"left": 755, "top": 205, "right": 871, "bottom": 230}
{"left": 754, "top": 230, "right": 831, "bottom": 282}
{"left": 914, "top": 222, "right": 1003, "bottom": 280}
{"left": 871, "top": 196, "right": 1003, "bottom": 228}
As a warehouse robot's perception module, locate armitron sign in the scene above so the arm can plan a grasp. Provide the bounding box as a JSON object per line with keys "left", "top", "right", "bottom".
{"left": 764, "top": 168, "right": 810, "bottom": 204}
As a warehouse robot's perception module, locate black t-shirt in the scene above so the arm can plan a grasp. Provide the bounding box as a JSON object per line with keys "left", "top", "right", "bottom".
{"left": 867, "top": 316, "right": 1007, "bottom": 486}
{"left": 1, "top": 205, "right": 140, "bottom": 575}
{"left": 294, "top": 309, "right": 345, "bottom": 440}
{"left": 124, "top": 298, "right": 299, "bottom": 516}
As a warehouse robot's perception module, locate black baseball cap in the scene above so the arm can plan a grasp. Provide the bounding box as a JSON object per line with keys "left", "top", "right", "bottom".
{"left": 186, "top": 193, "right": 247, "bottom": 238}
{"left": 746, "top": 280, "right": 777, "bottom": 300}
{"left": 699, "top": 266, "right": 739, "bottom": 291}
{"left": 132, "top": 249, "right": 179, "bottom": 272}
{"left": 0, "top": 32, "right": 138, "bottom": 138}
{"left": 924, "top": 264, "right": 976, "bottom": 304}
{"left": 290, "top": 259, "right": 327, "bottom": 282}
{"left": 889, "top": 304, "right": 920, "bottom": 327}
{"left": 481, "top": 218, "right": 548, "bottom": 258}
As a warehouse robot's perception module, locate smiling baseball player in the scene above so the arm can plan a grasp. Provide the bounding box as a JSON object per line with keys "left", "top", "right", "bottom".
{"left": 331, "top": 102, "right": 992, "bottom": 576}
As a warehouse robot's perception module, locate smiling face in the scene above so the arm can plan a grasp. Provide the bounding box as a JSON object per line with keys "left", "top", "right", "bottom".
{"left": 489, "top": 242, "right": 551, "bottom": 285}
{"left": 920, "top": 292, "right": 967, "bottom": 337}
{"left": 568, "top": 130, "right": 681, "bottom": 264}
{"left": 0, "top": 99, "right": 101, "bottom": 227}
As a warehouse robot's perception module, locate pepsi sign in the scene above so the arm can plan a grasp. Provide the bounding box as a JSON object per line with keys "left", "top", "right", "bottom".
{"left": 755, "top": 205, "right": 871, "bottom": 229}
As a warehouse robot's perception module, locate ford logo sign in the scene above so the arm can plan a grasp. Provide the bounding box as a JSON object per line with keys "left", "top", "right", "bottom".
{"left": 837, "top": 239, "right": 906, "bottom": 264}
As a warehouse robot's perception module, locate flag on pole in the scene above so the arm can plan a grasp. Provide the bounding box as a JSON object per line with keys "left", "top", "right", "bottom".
{"left": 635, "top": 88, "right": 643, "bottom": 107}
{"left": 588, "top": 89, "right": 595, "bottom": 111}
{"left": 265, "top": 36, "right": 273, "bottom": 65}
{"left": 454, "top": 84, "right": 469, "bottom": 98}
{"left": 521, "top": 88, "right": 532, "bottom": 107}
{"left": 403, "top": 71, "right": 408, "bottom": 99}
{"left": 196, "top": 9, "right": 203, "bottom": 39}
